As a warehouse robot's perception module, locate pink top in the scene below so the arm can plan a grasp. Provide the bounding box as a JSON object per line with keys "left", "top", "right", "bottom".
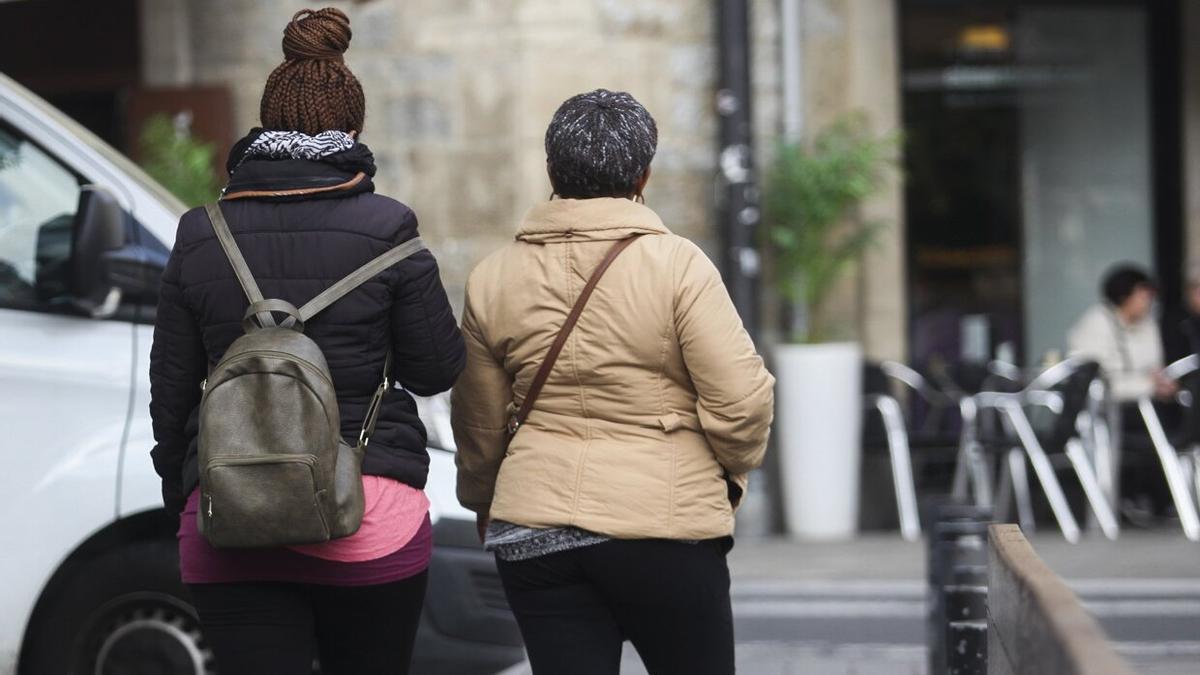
{"left": 290, "top": 475, "right": 430, "bottom": 561}
{"left": 178, "top": 476, "right": 431, "bottom": 586}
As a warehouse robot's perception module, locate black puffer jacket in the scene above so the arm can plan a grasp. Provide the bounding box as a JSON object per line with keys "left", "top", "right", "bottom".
{"left": 149, "top": 132, "right": 465, "bottom": 515}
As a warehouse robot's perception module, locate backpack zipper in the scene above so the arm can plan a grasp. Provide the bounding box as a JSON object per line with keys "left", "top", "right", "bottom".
{"left": 202, "top": 455, "right": 320, "bottom": 520}
{"left": 204, "top": 454, "right": 319, "bottom": 469}
{"left": 202, "top": 454, "right": 326, "bottom": 537}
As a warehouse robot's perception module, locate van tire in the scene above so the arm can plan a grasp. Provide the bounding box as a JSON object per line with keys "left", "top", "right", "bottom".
{"left": 20, "top": 539, "right": 212, "bottom": 675}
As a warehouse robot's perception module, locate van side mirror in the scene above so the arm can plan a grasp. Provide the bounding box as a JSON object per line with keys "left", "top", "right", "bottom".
{"left": 71, "top": 186, "right": 128, "bottom": 317}
{"left": 69, "top": 186, "right": 171, "bottom": 317}
{"left": 101, "top": 243, "right": 169, "bottom": 301}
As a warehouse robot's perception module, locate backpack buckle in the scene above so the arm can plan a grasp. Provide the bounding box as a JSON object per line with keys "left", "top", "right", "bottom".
{"left": 506, "top": 416, "right": 520, "bottom": 435}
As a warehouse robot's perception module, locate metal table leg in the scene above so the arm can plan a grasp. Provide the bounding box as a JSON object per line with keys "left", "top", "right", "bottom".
{"left": 1064, "top": 438, "right": 1120, "bottom": 540}
{"left": 1008, "top": 448, "right": 1037, "bottom": 536}
{"left": 1137, "top": 398, "right": 1200, "bottom": 541}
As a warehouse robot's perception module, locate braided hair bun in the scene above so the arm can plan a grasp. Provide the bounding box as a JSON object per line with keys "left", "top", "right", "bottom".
{"left": 282, "top": 8, "right": 351, "bottom": 61}
{"left": 260, "top": 7, "right": 365, "bottom": 135}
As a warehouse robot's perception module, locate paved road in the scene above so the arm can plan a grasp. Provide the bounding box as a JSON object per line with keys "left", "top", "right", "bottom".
{"left": 615, "top": 579, "right": 1197, "bottom": 674}
{"left": 498, "top": 530, "right": 1200, "bottom": 674}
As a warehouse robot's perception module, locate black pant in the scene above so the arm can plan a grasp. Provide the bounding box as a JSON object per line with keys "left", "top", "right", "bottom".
{"left": 187, "top": 571, "right": 427, "bottom": 675}
{"left": 496, "top": 538, "right": 734, "bottom": 675}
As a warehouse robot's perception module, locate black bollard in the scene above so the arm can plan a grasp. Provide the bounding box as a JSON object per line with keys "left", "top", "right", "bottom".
{"left": 947, "top": 619, "right": 988, "bottom": 675}
{"left": 925, "top": 498, "right": 992, "bottom": 675}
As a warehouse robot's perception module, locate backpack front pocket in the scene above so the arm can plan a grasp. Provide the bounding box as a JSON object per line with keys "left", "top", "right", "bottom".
{"left": 200, "top": 454, "right": 330, "bottom": 548}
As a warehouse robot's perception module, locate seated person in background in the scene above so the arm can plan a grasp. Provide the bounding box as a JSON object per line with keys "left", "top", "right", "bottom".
{"left": 1067, "top": 264, "right": 1175, "bottom": 402}
{"left": 1068, "top": 264, "right": 1175, "bottom": 525}
{"left": 1162, "top": 262, "right": 1200, "bottom": 364}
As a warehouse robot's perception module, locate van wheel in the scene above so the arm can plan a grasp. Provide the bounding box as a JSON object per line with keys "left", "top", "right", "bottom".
{"left": 21, "top": 540, "right": 214, "bottom": 675}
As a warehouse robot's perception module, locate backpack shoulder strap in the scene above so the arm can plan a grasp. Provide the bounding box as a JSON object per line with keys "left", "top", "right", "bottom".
{"left": 205, "top": 203, "right": 275, "bottom": 327}
{"left": 507, "top": 235, "right": 643, "bottom": 439}
{"left": 298, "top": 237, "right": 428, "bottom": 323}
{"left": 315, "top": 237, "right": 426, "bottom": 448}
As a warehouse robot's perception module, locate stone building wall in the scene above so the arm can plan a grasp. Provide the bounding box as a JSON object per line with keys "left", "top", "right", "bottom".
{"left": 791, "top": 0, "right": 906, "bottom": 362}
{"left": 141, "top": 0, "right": 782, "bottom": 312}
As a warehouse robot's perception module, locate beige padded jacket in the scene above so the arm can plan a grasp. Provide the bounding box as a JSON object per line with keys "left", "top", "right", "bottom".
{"left": 451, "top": 198, "right": 775, "bottom": 540}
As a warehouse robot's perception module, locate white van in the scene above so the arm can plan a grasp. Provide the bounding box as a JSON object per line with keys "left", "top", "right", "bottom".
{"left": 0, "top": 72, "right": 521, "bottom": 674}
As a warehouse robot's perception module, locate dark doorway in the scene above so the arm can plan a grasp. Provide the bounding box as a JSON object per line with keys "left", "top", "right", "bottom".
{"left": 0, "top": 0, "right": 141, "bottom": 149}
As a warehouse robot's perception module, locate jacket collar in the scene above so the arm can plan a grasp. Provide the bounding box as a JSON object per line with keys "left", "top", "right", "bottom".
{"left": 221, "top": 128, "right": 377, "bottom": 202}
{"left": 222, "top": 162, "right": 372, "bottom": 202}
{"left": 516, "top": 198, "right": 670, "bottom": 244}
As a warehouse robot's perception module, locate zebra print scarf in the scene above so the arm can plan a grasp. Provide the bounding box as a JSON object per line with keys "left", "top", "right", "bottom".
{"left": 240, "top": 130, "right": 356, "bottom": 165}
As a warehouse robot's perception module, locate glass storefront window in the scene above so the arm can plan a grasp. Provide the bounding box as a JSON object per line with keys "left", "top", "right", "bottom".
{"left": 902, "top": 1, "right": 1158, "bottom": 368}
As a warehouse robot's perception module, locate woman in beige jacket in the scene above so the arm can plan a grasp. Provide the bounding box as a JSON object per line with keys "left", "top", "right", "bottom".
{"left": 451, "top": 89, "right": 774, "bottom": 675}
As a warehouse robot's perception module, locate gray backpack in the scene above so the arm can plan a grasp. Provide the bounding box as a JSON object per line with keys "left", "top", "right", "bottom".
{"left": 197, "top": 203, "right": 426, "bottom": 548}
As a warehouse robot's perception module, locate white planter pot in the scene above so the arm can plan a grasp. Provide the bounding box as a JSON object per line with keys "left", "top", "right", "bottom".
{"left": 775, "top": 342, "right": 864, "bottom": 540}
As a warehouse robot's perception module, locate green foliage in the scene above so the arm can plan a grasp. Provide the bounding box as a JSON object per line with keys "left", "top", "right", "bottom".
{"left": 764, "top": 114, "right": 897, "bottom": 343}
{"left": 138, "top": 113, "right": 220, "bottom": 208}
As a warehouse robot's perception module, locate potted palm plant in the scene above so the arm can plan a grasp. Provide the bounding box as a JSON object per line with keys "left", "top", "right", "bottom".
{"left": 764, "top": 114, "right": 896, "bottom": 539}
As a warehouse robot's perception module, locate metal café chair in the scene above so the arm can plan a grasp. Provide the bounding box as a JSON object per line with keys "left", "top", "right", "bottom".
{"left": 863, "top": 361, "right": 964, "bottom": 542}
{"left": 975, "top": 358, "right": 1119, "bottom": 543}
{"left": 950, "top": 360, "right": 1024, "bottom": 509}
{"left": 1134, "top": 354, "right": 1200, "bottom": 541}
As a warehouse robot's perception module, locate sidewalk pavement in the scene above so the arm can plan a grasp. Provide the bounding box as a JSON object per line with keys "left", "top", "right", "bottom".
{"left": 730, "top": 529, "right": 1200, "bottom": 582}
{"left": 497, "top": 530, "right": 1200, "bottom": 675}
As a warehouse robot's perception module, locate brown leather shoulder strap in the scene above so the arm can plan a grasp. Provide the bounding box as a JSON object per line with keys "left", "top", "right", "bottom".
{"left": 507, "top": 235, "right": 643, "bottom": 438}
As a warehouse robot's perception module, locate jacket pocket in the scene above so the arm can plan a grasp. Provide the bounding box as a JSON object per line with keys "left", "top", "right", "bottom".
{"left": 658, "top": 411, "right": 703, "bottom": 433}
{"left": 725, "top": 471, "right": 749, "bottom": 509}
{"left": 658, "top": 412, "right": 683, "bottom": 432}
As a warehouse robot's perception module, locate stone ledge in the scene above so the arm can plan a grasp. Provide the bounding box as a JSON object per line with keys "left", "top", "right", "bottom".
{"left": 988, "top": 524, "right": 1137, "bottom": 675}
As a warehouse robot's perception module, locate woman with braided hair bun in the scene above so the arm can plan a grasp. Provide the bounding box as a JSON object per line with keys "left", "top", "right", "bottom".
{"left": 148, "top": 7, "right": 465, "bottom": 674}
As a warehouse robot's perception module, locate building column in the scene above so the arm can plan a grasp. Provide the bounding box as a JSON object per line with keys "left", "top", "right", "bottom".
{"left": 795, "top": 0, "right": 907, "bottom": 362}
{"left": 1183, "top": 1, "right": 1200, "bottom": 273}
{"left": 138, "top": 0, "right": 194, "bottom": 87}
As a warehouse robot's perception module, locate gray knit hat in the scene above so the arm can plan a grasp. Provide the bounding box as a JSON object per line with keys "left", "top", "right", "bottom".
{"left": 545, "top": 89, "right": 658, "bottom": 199}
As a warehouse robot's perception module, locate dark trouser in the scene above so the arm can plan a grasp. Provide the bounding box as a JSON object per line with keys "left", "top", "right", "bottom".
{"left": 496, "top": 538, "right": 735, "bottom": 675}
{"left": 187, "top": 571, "right": 427, "bottom": 675}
